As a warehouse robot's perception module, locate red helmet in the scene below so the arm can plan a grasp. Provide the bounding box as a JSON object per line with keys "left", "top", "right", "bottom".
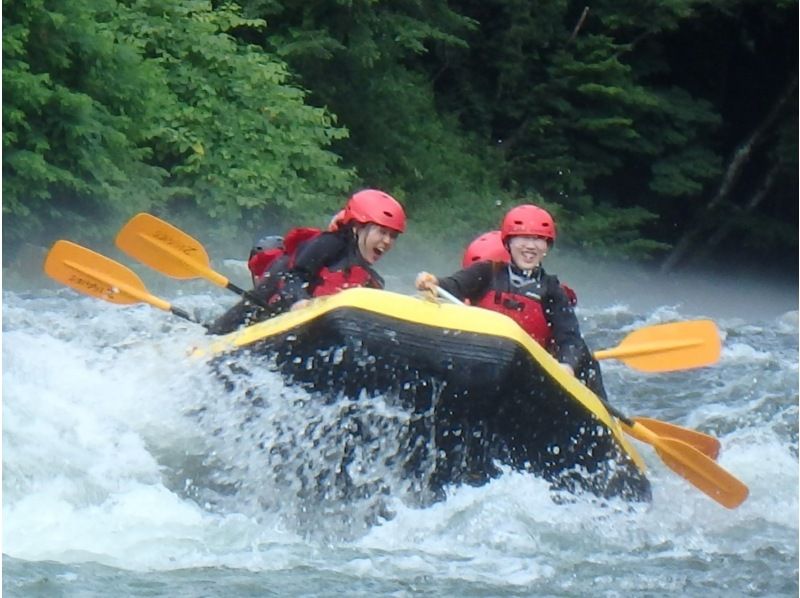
{"left": 500, "top": 204, "right": 556, "bottom": 244}
{"left": 328, "top": 209, "right": 346, "bottom": 232}
{"left": 461, "top": 230, "right": 510, "bottom": 268}
{"left": 342, "top": 189, "right": 406, "bottom": 233}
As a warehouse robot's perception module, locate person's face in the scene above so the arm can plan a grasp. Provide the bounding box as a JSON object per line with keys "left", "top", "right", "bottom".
{"left": 508, "top": 235, "right": 548, "bottom": 269}
{"left": 356, "top": 224, "right": 399, "bottom": 264}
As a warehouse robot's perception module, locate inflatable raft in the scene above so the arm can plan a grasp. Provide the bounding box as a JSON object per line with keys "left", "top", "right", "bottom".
{"left": 200, "top": 287, "right": 651, "bottom": 502}
{"left": 44, "top": 219, "right": 748, "bottom": 510}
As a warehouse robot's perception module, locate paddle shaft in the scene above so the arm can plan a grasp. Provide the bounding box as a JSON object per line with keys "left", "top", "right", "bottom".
{"left": 226, "top": 281, "right": 270, "bottom": 309}
{"left": 434, "top": 285, "right": 463, "bottom": 306}
{"left": 169, "top": 305, "right": 198, "bottom": 324}
{"left": 604, "top": 402, "right": 634, "bottom": 428}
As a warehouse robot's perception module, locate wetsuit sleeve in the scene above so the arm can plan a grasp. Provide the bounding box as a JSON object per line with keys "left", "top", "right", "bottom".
{"left": 206, "top": 298, "right": 263, "bottom": 335}
{"left": 436, "top": 262, "right": 494, "bottom": 302}
{"left": 271, "top": 232, "right": 347, "bottom": 307}
{"left": 205, "top": 273, "right": 288, "bottom": 335}
{"left": 543, "top": 276, "right": 589, "bottom": 369}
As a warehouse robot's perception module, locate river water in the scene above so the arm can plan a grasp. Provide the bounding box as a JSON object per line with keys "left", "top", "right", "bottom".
{"left": 3, "top": 253, "right": 798, "bottom": 597}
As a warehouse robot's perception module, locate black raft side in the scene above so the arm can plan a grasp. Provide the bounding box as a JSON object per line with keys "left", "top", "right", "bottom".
{"left": 212, "top": 306, "right": 652, "bottom": 502}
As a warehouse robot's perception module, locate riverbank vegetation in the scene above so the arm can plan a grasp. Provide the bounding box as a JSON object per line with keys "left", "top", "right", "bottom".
{"left": 4, "top": 0, "right": 797, "bottom": 272}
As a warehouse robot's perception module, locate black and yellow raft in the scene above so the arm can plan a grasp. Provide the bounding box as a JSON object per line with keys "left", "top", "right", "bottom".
{"left": 200, "top": 287, "right": 651, "bottom": 502}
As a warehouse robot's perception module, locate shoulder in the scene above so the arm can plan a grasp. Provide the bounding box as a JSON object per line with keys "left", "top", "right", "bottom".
{"left": 291, "top": 230, "right": 349, "bottom": 271}
{"left": 465, "top": 260, "right": 501, "bottom": 280}
{"left": 542, "top": 276, "right": 578, "bottom": 306}
{"left": 537, "top": 267, "right": 557, "bottom": 284}
{"left": 448, "top": 260, "right": 497, "bottom": 288}
{"left": 465, "top": 260, "right": 496, "bottom": 275}
{"left": 300, "top": 230, "right": 347, "bottom": 254}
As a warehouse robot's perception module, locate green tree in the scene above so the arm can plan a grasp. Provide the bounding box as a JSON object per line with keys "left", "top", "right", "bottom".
{"left": 3, "top": 0, "right": 354, "bottom": 256}
{"left": 113, "top": 1, "right": 354, "bottom": 228}
{"left": 237, "top": 0, "right": 506, "bottom": 238}
{"left": 3, "top": 0, "right": 167, "bottom": 246}
{"left": 429, "top": 0, "right": 796, "bottom": 262}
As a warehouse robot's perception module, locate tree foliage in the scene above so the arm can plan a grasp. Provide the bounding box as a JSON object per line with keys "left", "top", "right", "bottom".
{"left": 3, "top": 0, "right": 796, "bottom": 269}
{"left": 237, "top": 0, "right": 500, "bottom": 218}
{"left": 3, "top": 0, "right": 352, "bottom": 250}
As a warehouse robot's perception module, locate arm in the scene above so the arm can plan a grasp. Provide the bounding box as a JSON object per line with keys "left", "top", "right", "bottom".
{"left": 545, "top": 278, "right": 608, "bottom": 399}
{"left": 416, "top": 261, "right": 494, "bottom": 302}
{"left": 206, "top": 270, "right": 290, "bottom": 334}
{"left": 206, "top": 298, "right": 265, "bottom": 335}
{"left": 544, "top": 276, "right": 589, "bottom": 370}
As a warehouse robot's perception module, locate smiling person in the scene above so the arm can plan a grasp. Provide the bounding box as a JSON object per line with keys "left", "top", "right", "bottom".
{"left": 415, "top": 204, "right": 608, "bottom": 399}
{"left": 208, "top": 189, "right": 406, "bottom": 334}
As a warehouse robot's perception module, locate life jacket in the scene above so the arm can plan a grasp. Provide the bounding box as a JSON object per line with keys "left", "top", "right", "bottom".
{"left": 474, "top": 265, "right": 577, "bottom": 347}
{"left": 463, "top": 261, "right": 577, "bottom": 308}
{"left": 248, "top": 227, "right": 321, "bottom": 281}
{"left": 476, "top": 269, "right": 552, "bottom": 346}
{"left": 312, "top": 263, "right": 382, "bottom": 297}
{"left": 252, "top": 228, "right": 384, "bottom": 311}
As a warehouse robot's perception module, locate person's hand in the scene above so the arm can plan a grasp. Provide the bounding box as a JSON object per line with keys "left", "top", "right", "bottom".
{"left": 290, "top": 299, "right": 311, "bottom": 311}
{"left": 415, "top": 271, "right": 438, "bottom": 291}
{"left": 559, "top": 363, "right": 575, "bottom": 376}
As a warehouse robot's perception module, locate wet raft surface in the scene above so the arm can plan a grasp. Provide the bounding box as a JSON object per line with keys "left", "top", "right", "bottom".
{"left": 211, "top": 305, "right": 651, "bottom": 504}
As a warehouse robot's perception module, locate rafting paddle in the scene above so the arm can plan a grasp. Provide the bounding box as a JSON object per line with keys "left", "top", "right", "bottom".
{"left": 618, "top": 414, "right": 749, "bottom": 509}
{"left": 432, "top": 284, "right": 723, "bottom": 461}
{"left": 44, "top": 240, "right": 200, "bottom": 325}
{"left": 626, "top": 417, "right": 719, "bottom": 460}
{"left": 432, "top": 286, "right": 721, "bottom": 373}
{"left": 597, "top": 401, "right": 738, "bottom": 502}
{"left": 115, "top": 213, "right": 268, "bottom": 307}
{"left": 593, "top": 320, "right": 721, "bottom": 373}
{"left": 429, "top": 288, "right": 743, "bottom": 506}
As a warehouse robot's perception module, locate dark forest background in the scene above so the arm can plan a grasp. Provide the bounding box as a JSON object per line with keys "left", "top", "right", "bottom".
{"left": 3, "top": 0, "right": 798, "bottom": 274}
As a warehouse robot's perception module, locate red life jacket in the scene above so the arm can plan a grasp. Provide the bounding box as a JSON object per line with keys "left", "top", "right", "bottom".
{"left": 248, "top": 227, "right": 321, "bottom": 281}
{"left": 312, "top": 264, "right": 381, "bottom": 297}
{"left": 477, "top": 288, "right": 552, "bottom": 347}
{"left": 464, "top": 272, "right": 577, "bottom": 309}
{"left": 251, "top": 227, "right": 384, "bottom": 309}
{"left": 474, "top": 266, "right": 577, "bottom": 347}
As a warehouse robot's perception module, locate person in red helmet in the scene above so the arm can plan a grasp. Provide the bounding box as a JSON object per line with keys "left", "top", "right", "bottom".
{"left": 461, "top": 230, "right": 510, "bottom": 268}
{"left": 209, "top": 189, "right": 406, "bottom": 334}
{"left": 461, "top": 229, "right": 578, "bottom": 306}
{"left": 416, "top": 204, "right": 608, "bottom": 399}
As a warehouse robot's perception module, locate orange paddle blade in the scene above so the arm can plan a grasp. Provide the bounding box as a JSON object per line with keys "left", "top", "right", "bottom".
{"left": 43, "top": 240, "right": 171, "bottom": 311}
{"left": 594, "top": 320, "right": 721, "bottom": 372}
{"left": 629, "top": 422, "right": 748, "bottom": 509}
{"left": 116, "top": 213, "right": 228, "bottom": 287}
{"left": 629, "top": 417, "right": 721, "bottom": 460}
